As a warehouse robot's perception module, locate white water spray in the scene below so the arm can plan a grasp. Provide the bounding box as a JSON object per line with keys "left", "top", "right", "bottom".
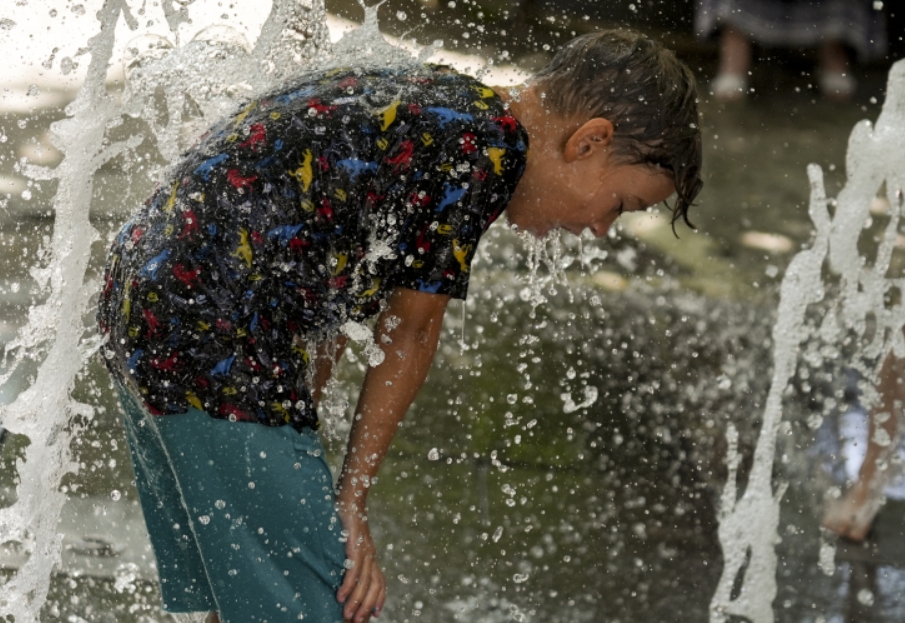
{"left": 710, "top": 59, "right": 905, "bottom": 623}
{"left": 0, "top": 1, "right": 334, "bottom": 620}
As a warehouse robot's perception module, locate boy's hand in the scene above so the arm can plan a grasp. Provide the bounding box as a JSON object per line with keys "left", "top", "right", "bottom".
{"left": 335, "top": 287, "right": 450, "bottom": 622}
{"left": 337, "top": 504, "right": 385, "bottom": 622}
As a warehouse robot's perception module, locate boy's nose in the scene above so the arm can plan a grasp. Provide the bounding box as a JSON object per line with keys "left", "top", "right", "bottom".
{"left": 590, "top": 222, "right": 611, "bottom": 238}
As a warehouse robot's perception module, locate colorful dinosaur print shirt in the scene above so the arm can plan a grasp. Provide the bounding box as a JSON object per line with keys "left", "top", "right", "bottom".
{"left": 98, "top": 65, "right": 528, "bottom": 431}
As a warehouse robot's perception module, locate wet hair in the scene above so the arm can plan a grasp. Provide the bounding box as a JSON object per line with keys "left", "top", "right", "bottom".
{"left": 532, "top": 30, "right": 703, "bottom": 230}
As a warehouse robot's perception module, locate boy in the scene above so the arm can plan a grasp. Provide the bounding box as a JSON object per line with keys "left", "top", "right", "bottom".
{"left": 98, "top": 29, "right": 702, "bottom": 623}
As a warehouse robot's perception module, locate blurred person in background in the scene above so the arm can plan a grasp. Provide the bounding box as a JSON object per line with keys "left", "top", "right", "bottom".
{"left": 695, "top": 0, "right": 888, "bottom": 102}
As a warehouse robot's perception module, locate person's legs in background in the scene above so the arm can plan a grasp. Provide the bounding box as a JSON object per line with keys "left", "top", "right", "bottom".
{"left": 712, "top": 25, "right": 752, "bottom": 101}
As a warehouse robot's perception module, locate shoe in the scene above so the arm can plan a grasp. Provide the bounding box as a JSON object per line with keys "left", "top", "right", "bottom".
{"left": 818, "top": 70, "right": 856, "bottom": 101}
{"left": 710, "top": 73, "right": 748, "bottom": 102}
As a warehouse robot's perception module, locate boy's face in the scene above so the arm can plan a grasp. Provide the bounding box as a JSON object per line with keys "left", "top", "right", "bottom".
{"left": 505, "top": 115, "right": 676, "bottom": 240}
{"left": 509, "top": 159, "right": 676, "bottom": 240}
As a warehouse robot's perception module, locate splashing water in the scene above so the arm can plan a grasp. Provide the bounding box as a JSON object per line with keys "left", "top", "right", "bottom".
{"left": 0, "top": 1, "right": 345, "bottom": 619}
{"left": 710, "top": 59, "right": 905, "bottom": 623}
{"left": 3, "top": 1, "right": 904, "bottom": 621}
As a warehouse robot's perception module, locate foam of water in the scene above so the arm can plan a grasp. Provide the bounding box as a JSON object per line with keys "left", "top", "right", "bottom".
{"left": 0, "top": 0, "right": 365, "bottom": 619}
{"left": 709, "top": 59, "right": 905, "bottom": 623}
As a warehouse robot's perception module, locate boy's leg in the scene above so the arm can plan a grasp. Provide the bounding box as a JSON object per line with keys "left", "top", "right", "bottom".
{"left": 117, "top": 385, "right": 218, "bottom": 613}
{"left": 153, "top": 410, "right": 347, "bottom": 623}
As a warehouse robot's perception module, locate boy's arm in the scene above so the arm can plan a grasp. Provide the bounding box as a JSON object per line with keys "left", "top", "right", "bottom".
{"left": 335, "top": 287, "right": 450, "bottom": 622}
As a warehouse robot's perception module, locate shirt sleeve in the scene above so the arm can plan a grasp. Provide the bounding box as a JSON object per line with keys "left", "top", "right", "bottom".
{"left": 387, "top": 116, "right": 526, "bottom": 300}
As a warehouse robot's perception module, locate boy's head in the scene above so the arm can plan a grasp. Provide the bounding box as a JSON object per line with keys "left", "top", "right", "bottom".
{"left": 530, "top": 29, "right": 703, "bottom": 229}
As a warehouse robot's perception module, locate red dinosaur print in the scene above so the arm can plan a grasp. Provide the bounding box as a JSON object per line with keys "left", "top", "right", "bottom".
{"left": 173, "top": 263, "right": 201, "bottom": 288}
{"left": 306, "top": 98, "right": 337, "bottom": 115}
{"left": 240, "top": 123, "right": 267, "bottom": 150}
{"left": 318, "top": 198, "right": 333, "bottom": 221}
{"left": 227, "top": 169, "right": 258, "bottom": 190}
{"left": 143, "top": 309, "right": 161, "bottom": 338}
{"left": 493, "top": 113, "right": 518, "bottom": 133}
{"left": 150, "top": 352, "right": 179, "bottom": 371}
{"left": 461, "top": 132, "right": 478, "bottom": 154}
{"left": 178, "top": 209, "right": 199, "bottom": 239}
{"left": 386, "top": 140, "right": 414, "bottom": 170}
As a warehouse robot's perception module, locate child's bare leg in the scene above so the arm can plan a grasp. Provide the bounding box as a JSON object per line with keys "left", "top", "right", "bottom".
{"left": 713, "top": 26, "right": 751, "bottom": 101}
{"left": 204, "top": 612, "right": 221, "bottom": 623}
{"left": 718, "top": 26, "right": 751, "bottom": 77}
{"left": 823, "top": 354, "right": 904, "bottom": 541}
{"left": 818, "top": 40, "right": 854, "bottom": 101}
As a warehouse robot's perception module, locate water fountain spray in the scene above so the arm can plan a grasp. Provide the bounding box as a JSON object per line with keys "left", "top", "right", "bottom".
{"left": 710, "top": 59, "right": 905, "bottom": 623}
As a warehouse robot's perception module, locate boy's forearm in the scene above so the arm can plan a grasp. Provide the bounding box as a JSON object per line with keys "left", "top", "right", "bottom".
{"left": 336, "top": 288, "right": 448, "bottom": 512}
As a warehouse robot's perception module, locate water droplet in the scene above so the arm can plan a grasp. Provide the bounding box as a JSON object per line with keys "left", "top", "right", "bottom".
{"left": 60, "top": 57, "right": 75, "bottom": 75}
{"left": 857, "top": 589, "right": 874, "bottom": 606}
{"left": 110, "top": 490, "right": 121, "bottom": 501}
{"left": 214, "top": 499, "right": 226, "bottom": 509}
{"left": 344, "top": 558, "right": 355, "bottom": 569}
{"left": 197, "top": 515, "right": 210, "bottom": 525}
{"left": 396, "top": 11, "right": 406, "bottom": 20}
{"left": 21, "top": 189, "right": 32, "bottom": 201}
{"left": 0, "top": 18, "right": 16, "bottom": 31}
{"left": 506, "top": 394, "right": 517, "bottom": 404}
{"left": 71, "top": 4, "right": 85, "bottom": 15}
{"left": 247, "top": 481, "right": 255, "bottom": 489}
{"left": 492, "top": 526, "right": 503, "bottom": 542}
{"left": 427, "top": 447, "right": 439, "bottom": 461}
{"left": 228, "top": 568, "right": 238, "bottom": 576}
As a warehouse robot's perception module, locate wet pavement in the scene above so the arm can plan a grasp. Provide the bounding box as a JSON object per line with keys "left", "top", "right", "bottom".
{"left": 2, "top": 3, "right": 905, "bottom": 622}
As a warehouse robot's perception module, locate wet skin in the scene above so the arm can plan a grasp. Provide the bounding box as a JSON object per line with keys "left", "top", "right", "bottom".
{"left": 498, "top": 85, "right": 677, "bottom": 239}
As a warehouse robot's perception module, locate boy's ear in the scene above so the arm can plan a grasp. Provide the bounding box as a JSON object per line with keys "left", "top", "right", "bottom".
{"left": 563, "top": 117, "right": 615, "bottom": 162}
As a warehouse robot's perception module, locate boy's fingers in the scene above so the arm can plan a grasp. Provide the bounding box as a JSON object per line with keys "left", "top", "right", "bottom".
{"left": 357, "top": 568, "right": 384, "bottom": 621}
{"left": 344, "top": 561, "right": 372, "bottom": 620}
{"left": 351, "top": 563, "right": 383, "bottom": 623}
{"left": 337, "top": 554, "right": 362, "bottom": 603}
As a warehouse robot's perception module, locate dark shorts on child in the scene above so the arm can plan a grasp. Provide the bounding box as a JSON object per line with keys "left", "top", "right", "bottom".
{"left": 118, "top": 385, "right": 346, "bottom": 623}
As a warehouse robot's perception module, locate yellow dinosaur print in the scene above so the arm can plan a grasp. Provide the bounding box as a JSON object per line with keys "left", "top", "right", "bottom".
{"left": 377, "top": 99, "right": 400, "bottom": 131}
{"left": 301, "top": 199, "right": 314, "bottom": 212}
{"left": 233, "top": 102, "right": 257, "bottom": 128}
{"left": 163, "top": 181, "right": 180, "bottom": 212}
{"left": 473, "top": 100, "right": 489, "bottom": 110}
{"left": 186, "top": 392, "right": 204, "bottom": 411}
{"left": 472, "top": 86, "right": 496, "bottom": 99}
{"left": 376, "top": 137, "right": 389, "bottom": 151}
{"left": 292, "top": 345, "right": 311, "bottom": 364}
{"left": 360, "top": 278, "right": 382, "bottom": 298}
{"left": 437, "top": 224, "right": 453, "bottom": 235}
{"left": 122, "top": 280, "right": 131, "bottom": 317}
{"left": 270, "top": 402, "right": 290, "bottom": 422}
{"left": 232, "top": 228, "right": 253, "bottom": 268}
{"left": 421, "top": 132, "right": 434, "bottom": 146}
{"left": 289, "top": 150, "right": 314, "bottom": 192}
{"left": 453, "top": 239, "right": 472, "bottom": 273}
{"left": 197, "top": 321, "right": 211, "bottom": 331}
{"left": 334, "top": 188, "right": 347, "bottom": 202}
{"left": 487, "top": 147, "right": 506, "bottom": 175}
{"left": 333, "top": 253, "right": 348, "bottom": 275}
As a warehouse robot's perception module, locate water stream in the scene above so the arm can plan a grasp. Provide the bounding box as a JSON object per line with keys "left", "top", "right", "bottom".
{"left": 1, "top": 2, "right": 904, "bottom": 622}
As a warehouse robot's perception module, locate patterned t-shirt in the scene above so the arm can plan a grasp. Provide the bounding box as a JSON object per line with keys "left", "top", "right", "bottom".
{"left": 98, "top": 65, "right": 528, "bottom": 431}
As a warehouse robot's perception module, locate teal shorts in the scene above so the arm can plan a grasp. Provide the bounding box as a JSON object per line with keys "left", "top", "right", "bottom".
{"left": 118, "top": 385, "right": 347, "bottom": 623}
